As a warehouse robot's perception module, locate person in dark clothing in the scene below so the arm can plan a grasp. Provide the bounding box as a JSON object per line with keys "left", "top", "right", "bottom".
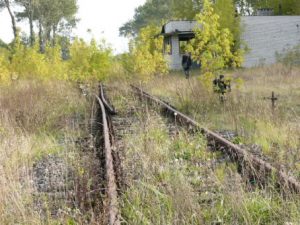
{"left": 213, "top": 75, "right": 231, "bottom": 102}
{"left": 182, "top": 52, "right": 192, "bottom": 79}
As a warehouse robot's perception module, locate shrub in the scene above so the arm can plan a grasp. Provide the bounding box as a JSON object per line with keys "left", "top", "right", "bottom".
{"left": 187, "top": 0, "right": 244, "bottom": 86}
{"left": 276, "top": 44, "right": 300, "bottom": 67}
{"left": 126, "top": 25, "right": 168, "bottom": 80}
{"left": 0, "top": 37, "right": 113, "bottom": 83}
{"left": 0, "top": 55, "right": 10, "bottom": 84}
{"left": 68, "top": 38, "right": 113, "bottom": 82}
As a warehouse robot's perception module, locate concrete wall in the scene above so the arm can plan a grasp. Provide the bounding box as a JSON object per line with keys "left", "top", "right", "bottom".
{"left": 165, "top": 35, "right": 183, "bottom": 70}
{"left": 164, "top": 16, "right": 300, "bottom": 69}
{"left": 165, "top": 21, "right": 198, "bottom": 34}
{"left": 242, "top": 16, "right": 300, "bottom": 67}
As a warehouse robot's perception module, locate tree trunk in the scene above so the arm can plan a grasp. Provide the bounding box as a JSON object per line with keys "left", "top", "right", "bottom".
{"left": 52, "top": 25, "right": 57, "bottom": 46}
{"left": 39, "top": 21, "right": 45, "bottom": 53}
{"left": 45, "top": 25, "right": 51, "bottom": 43}
{"left": 4, "top": 0, "right": 17, "bottom": 39}
{"left": 29, "top": 9, "right": 35, "bottom": 46}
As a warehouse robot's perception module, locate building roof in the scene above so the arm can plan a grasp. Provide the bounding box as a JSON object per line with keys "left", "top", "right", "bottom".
{"left": 161, "top": 20, "right": 199, "bottom": 35}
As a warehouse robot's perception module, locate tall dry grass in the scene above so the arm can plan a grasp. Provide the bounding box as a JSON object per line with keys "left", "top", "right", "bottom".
{"left": 0, "top": 79, "right": 102, "bottom": 224}
{"left": 108, "top": 82, "right": 300, "bottom": 224}
{"left": 144, "top": 65, "right": 300, "bottom": 177}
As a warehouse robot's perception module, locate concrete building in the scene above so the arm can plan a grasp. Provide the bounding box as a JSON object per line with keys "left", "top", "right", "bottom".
{"left": 161, "top": 17, "right": 300, "bottom": 69}
{"left": 241, "top": 16, "right": 300, "bottom": 67}
{"left": 161, "top": 20, "right": 199, "bottom": 70}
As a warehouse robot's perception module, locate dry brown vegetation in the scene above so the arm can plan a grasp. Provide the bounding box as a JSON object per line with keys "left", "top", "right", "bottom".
{"left": 0, "top": 64, "right": 299, "bottom": 224}
{"left": 0, "top": 80, "right": 103, "bottom": 224}
{"left": 107, "top": 75, "right": 300, "bottom": 225}
{"left": 144, "top": 65, "right": 300, "bottom": 178}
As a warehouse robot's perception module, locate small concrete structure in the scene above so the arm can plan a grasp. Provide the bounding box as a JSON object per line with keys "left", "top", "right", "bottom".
{"left": 162, "top": 17, "right": 300, "bottom": 69}
{"left": 161, "top": 20, "right": 200, "bottom": 70}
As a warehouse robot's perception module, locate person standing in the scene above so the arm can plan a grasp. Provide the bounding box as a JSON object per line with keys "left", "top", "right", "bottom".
{"left": 213, "top": 75, "right": 231, "bottom": 102}
{"left": 182, "top": 52, "right": 192, "bottom": 79}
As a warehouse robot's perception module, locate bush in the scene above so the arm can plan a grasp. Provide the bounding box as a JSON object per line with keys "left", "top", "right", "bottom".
{"left": 68, "top": 38, "right": 113, "bottom": 82}
{"left": 276, "top": 44, "right": 300, "bottom": 67}
{"left": 0, "top": 55, "right": 10, "bottom": 84}
{"left": 0, "top": 37, "right": 114, "bottom": 84}
{"left": 125, "top": 25, "right": 168, "bottom": 80}
{"left": 187, "top": 0, "right": 244, "bottom": 84}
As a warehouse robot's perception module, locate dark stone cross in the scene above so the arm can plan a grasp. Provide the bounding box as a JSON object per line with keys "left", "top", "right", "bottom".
{"left": 265, "top": 91, "right": 278, "bottom": 111}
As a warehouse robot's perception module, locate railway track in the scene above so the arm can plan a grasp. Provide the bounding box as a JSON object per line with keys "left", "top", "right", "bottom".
{"left": 93, "top": 84, "right": 120, "bottom": 225}
{"left": 131, "top": 84, "right": 300, "bottom": 194}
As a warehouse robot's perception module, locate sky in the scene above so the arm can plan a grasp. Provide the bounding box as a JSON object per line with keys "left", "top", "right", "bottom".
{"left": 0, "top": 0, "right": 146, "bottom": 53}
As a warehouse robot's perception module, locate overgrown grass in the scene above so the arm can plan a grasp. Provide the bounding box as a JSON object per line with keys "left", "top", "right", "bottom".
{"left": 108, "top": 85, "right": 300, "bottom": 224}
{"left": 143, "top": 65, "right": 300, "bottom": 178}
{"left": 0, "top": 79, "right": 102, "bottom": 224}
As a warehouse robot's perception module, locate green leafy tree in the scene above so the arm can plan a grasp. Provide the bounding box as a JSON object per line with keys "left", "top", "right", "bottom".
{"left": 119, "top": 0, "right": 172, "bottom": 37}
{"left": 13, "top": 0, "right": 78, "bottom": 51}
{"left": 187, "top": 0, "right": 243, "bottom": 86}
{"left": 235, "top": 0, "right": 300, "bottom": 15}
{"left": 171, "top": 0, "right": 203, "bottom": 19}
{"left": 256, "top": 0, "right": 300, "bottom": 15}
{"left": 119, "top": 0, "right": 203, "bottom": 37}
{"left": 35, "top": 0, "right": 78, "bottom": 48}
{"left": 214, "top": 0, "right": 241, "bottom": 50}
{"left": 15, "top": 0, "right": 38, "bottom": 45}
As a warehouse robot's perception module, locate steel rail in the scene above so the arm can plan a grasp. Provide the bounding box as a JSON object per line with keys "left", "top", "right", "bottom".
{"left": 99, "top": 84, "right": 117, "bottom": 115}
{"left": 131, "top": 84, "right": 300, "bottom": 194}
{"left": 95, "top": 94, "right": 120, "bottom": 225}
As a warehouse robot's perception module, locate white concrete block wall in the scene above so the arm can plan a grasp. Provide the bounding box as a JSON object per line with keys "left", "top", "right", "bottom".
{"left": 165, "top": 21, "right": 198, "bottom": 33}
{"left": 242, "top": 16, "right": 300, "bottom": 67}
{"left": 164, "top": 17, "right": 300, "bottom": 69}
{"left": 169, "top": 35, "right": 182, "bottom": 70}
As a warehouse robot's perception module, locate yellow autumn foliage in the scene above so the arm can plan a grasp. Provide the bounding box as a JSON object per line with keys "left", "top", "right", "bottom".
{"left": 128, "top": 25, "right": 168, "bottom": 80}
{"left": 0, "top": 37, "right": 113, "bottom": 84}
{"left": 186, "top": 0, "right": 244, "bottom": 89}
{"left": 188, "top": 0, "right": 244, "bottom": 73}
{"left": 68, "top": 38, "right": 113, "bottom": 82}
{"left": 0, "top": 55, "right": 10, "bottom": 84}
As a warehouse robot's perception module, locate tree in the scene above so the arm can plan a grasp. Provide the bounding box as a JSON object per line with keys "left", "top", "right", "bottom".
{"left": 235, "top": 0, "right": 300, "bottom": 15}
{"left": 187, "top": 0, "right": 243, "bottom": 81}
{"left": 214, "top": 0, "right": 241, "bottom": 50}
{"left": 15, "top": 0, "right": 38, "bottom": 46}
{"left": 0, "top": 0, "right": 18, "bottom": 39}
{"left": 35, "top": 0, "right": 78, "bottom": 47}
{"left": 171, "top": 0, "right": 203, "bottom": 19}
{"left": 126, "top": 25, "right": 168, "bottom": 78}
{"left": 234, "top": 0, "right": 254, "bottom": 15}
{"left": 119, "top": 0, "right": 172, "bottom": 37}
{"left": 119, "top": 0, "right": 203, "bottom": 37}
{"left": 15, "top": 0, "right": 78, "bottom": 51}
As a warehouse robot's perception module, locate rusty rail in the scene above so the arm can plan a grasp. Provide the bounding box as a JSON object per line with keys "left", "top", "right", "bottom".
{"left": 99, "top": 84, "right": 117, "bottom": 115}
{"left": 95, "top": 91, "right": 120, "bottom": 225}
{"left": 131, "top": 85, "right": 300, "bottom": 194}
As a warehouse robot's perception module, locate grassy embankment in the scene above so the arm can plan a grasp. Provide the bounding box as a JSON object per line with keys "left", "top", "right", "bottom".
{"left": 1, "top": 64, "right": 299, "bottom": 224}
{"left": 144, "top": 65, "right": 300, "bottom": 178}
{"left": 108, "top": 76, "right": 300, "bottom": 225}
{"left": 0, "top": 80, "right": 102, "bottom": 224}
